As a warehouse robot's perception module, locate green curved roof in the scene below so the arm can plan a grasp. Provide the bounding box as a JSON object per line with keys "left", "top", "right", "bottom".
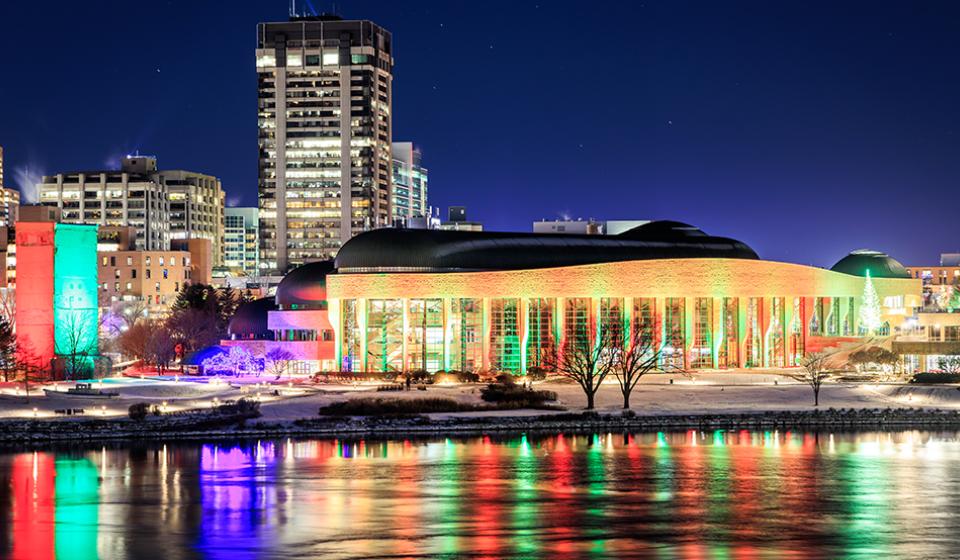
{"left": 830, "top": 249, "right": 911, "bottom": 279}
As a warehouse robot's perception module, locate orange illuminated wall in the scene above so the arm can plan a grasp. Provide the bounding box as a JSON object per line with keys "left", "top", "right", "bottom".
{"left": 14, "top": 222, "right": 56, "bottom": 367}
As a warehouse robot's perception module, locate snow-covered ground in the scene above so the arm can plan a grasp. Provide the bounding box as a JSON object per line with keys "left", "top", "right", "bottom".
{"left": 1, "top": 372, "right": 958, "bottom": 421}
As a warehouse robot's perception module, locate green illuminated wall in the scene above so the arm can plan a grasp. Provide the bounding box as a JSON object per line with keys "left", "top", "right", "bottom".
{"left": 53, "top": 224, "right": 100, "bottom": 375}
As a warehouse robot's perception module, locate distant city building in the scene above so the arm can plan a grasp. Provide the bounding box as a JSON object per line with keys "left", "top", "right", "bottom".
{"left": 257, "top": 15, "right": 394, "bottom": 273}
{"left": 0, "top": 188, "right": 20, "bottom": 228}
{"left": 440, "top": 206, "right": 482, "bottom": 232}
{"left": 940, "top": 253, "right": 960, "bottom": 267}
{"left": 225, "top": 207, "right": 259, "bottom": 276}
{"left": 38, "top": 155, "right": 225, "bottom": 262}
{"left": 171, "top": 238, "right": 213, "bottom": 286}
{"left": 163, "top": 169, "right": 225, "bottom": 266}
{"left": 391, "top": 142, "right": 428, "bottom": 226}
{"left": 0, "top": 147, "right": 23, "bottom": 227}
{"left": 98, "top": 249, "right": 194, "bottom": 314}
{"left": 533, "top": 218, "right": 650, "bottom": 235}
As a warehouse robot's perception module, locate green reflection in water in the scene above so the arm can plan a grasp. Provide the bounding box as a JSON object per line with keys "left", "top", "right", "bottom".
{"left": 585, "top": 434, "right": 607, "bottom": 555}
{"left": 706, "top": 430, "right": 732, "bottom": 555}
{"left": 55, "top": 457, "right": 99, "bottom": 560}
{"left": 842, "top": 438, "right": 891, "bottom": 558}
{"left": 512, "top": 434, "right": 541, "bottom": 557}
{"left": 435, "top": 438, "right": 462, "bottom": 555}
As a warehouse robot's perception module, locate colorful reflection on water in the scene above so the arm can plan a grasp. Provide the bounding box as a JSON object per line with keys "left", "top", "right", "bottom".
{"left": 1, "top": 430, "right": 960, "bottom": 558}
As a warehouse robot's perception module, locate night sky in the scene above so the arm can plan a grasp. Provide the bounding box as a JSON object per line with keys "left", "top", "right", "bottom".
{"left": 1, "top": 1, "right": 958, "bottom": 267}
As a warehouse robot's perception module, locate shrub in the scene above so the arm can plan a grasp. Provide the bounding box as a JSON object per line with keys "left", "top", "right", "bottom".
{"left": 480, "top": 383, "right": 557, "bottom": 406}
{"left": 910, "top": 372, "right": 960, "bottom": 384}
{"left": 319, "top": 397, "right": 482, "bottom": 416}
{"left": 407, "top": 370, "right": 433, "bottom": 383}
{"left": 128, "top": 402, "right": 149, "bottom": 421}
{"left": 495, "top": 372, "right": 517, "bottom": 386}
{"left": 526, "top": 367, "right": 548, "bottom": 381}
{"left": 216, "top": 398, "right": 261, "bottom": 416}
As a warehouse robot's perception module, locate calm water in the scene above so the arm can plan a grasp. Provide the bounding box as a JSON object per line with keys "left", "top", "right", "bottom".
{"left": 1, "top": 430, "right": 959, "bottom": 559}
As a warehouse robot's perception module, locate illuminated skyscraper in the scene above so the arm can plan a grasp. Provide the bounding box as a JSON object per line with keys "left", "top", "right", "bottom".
{"left": 391, "top": 142, "right": 428, "bottom": 226}
{"left": 257, "top": 15, "right": 394, "bottom": 273}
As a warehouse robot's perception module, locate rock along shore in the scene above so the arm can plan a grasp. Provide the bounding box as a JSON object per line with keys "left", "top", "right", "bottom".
{"left": 2, "top": 407, "right": 960, "bottom": 445}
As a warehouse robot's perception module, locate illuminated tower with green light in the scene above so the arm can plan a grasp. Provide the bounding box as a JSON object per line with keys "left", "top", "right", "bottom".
{"left": 53, "top": 224, "right": 100, "bottom": 377}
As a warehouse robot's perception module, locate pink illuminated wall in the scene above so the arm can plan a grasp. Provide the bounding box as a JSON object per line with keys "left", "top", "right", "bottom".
{"left": 14, "top": 222, "right": 56, "bottom": 368}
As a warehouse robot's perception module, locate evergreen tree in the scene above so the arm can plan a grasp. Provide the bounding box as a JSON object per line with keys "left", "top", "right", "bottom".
{"left": 859, "top": 270, "right": 882, "bottom": 335}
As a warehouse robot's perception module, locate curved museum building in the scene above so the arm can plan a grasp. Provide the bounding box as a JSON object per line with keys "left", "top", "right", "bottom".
{"left": 299, "top": 221, "right": 922, "bottom": 374}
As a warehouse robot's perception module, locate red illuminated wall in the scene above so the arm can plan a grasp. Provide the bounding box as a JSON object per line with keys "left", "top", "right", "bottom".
{"left": 14, "top": 222, "right": 56, "bottom": 368}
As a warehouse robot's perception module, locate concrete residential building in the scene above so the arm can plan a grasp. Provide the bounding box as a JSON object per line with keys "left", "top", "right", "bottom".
{"left": 391, "top": 142, "right": 427, "bottom": 226}
{"left": 38, "top": 155, "right": 225, "bottom": 261}
{"left": 225, "top": 207, "right": 259, "bottom": 276}
{"left": 98, "top": 249, "right": 193, "bottom": 313}
{"left": 164, "top": 170, "right": 225, "bottom": 266}
{"left": 257, "top": 15, "right": 394, "bottom": 273}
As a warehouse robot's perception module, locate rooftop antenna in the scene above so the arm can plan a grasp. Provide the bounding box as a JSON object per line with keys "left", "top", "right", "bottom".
{"left": 289, "top": 0, "right": 296, "bottom": 17}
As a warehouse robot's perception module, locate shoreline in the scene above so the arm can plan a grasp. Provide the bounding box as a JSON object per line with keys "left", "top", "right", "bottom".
{"left": 3, "top": 407, "right": 960, "bottom": 446}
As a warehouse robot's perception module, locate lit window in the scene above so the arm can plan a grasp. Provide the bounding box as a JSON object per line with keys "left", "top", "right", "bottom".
{"left": 126, "top": 257, "right": 133, "bottom": 265}
{"left": 145, "top": 256, "right": 151, "bottom": 266}
{"left": 322, "top": 50, "right": 339, "bottom": 65}
{"left": 126, "top": 282, "right": 132, "bottom": 290}
{"left": 159, "top": 257, "right": 164, "bottom": 266}
{"left": 155, "top": 282, "right": 160, "bottom": 292}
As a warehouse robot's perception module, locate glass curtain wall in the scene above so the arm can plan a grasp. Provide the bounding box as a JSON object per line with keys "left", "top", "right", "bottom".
{"left": 767, "top": 297, "right": 785, "bottom": 367}
{"left": 366, "top": 299, "right": 403, "bottom": 373}
{"left": 718, "top": 297, "right": 739, "bottom": 368}
{"left": 599, "top": 298, "right": 624, "bottom": 349}
{"left": 564, "top": 298, "right": 593, "bottom": 353}
{"left": 450, "top": 298, "right": 483, "bottom": 372}
{"left": 406, "top": 299, "right": 443, "bottom": 372}
{"left": 744, "top": 297, "right": 762, "bottom": 368}
{"left": 661, "top": 298, "right": 685, "bottom": 369}
{"left": 691, "top": 297, "right": 713, "bottom": 368}
{"left": 789, "top": 297, "right": 805, "bottom": 366}
{"left": 632, "top": 298, "right": 657, "bottom": 350}
{"left": 340, "top": 299, "right": 361, "bottom": 372}
{"left": 489, "top": 298, "right": 521, "bottom": 372}
{"left": 526, "top": 298, "right": 557, "bottom": 369}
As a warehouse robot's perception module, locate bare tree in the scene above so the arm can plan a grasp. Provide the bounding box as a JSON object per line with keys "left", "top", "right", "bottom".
{"left": 55, "top": 310, "right": 98, "bottom": 380}
{"left": 0, "top": 314, "right": 16, "bottom": 382}
{"left": 266, "top": 347, "right": 296, "bottom": 379}
{"left": 612, "top": 327, "right": 663, "bottom": 409}
{"left": 787, "top": 352, "right": 832, "bottom": 406}
{"left": 145, "top": 328, "right": 176, "bottom": 374}
{"left": 543, "top": 327, "right": 616, "bottom": 410}
{"left": 118, "top": 322, "right": 152, "bottom": 362}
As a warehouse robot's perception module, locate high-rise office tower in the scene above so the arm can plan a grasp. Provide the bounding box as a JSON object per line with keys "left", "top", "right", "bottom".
{"left": 224, "top": 207, "right": 260, "bottom": 276}
{"left": 391, "top": 142, "right": 428, "bottom": 226}
{"left": 257, "top": 15, "right": 394, "bottom": 273}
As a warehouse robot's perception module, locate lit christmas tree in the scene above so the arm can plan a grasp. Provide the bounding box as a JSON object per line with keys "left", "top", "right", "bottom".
{"left": 859, "top": 270, "right": 882, "bottom": 335}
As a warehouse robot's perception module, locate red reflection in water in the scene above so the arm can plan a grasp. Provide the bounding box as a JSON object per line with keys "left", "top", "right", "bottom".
{"left": 11, "top": 453, "right": 55, "bottom": 560}
{"left": 545, "top": 434, "right": 577, "bottom": 555}
{"left": 470, "top": 435, "right": 502, "bottom": 559}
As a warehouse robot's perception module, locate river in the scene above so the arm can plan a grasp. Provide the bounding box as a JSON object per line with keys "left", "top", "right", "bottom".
{"left": 1, "top": 430, "right": 959, "bottom": 559}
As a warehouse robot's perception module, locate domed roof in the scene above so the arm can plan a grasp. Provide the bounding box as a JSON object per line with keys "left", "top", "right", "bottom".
{"left": 830, "top": 249, "right": 911, "bottom": 279}
{"left": 617, "top": 220, "right": 708, "bottom": 240}
{"left": 227, "top": 298, "right": 278, "bottom": 340}
{"left": 275, "top": 260, "right": 334, "bottom": 309}
{"left": 334, "top": 220, "right": 759, "bottom": 273}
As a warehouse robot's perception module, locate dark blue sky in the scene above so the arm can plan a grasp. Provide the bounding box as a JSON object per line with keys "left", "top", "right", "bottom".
{"left": 1, "top": 1, "right": 958, "bottom": 267}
